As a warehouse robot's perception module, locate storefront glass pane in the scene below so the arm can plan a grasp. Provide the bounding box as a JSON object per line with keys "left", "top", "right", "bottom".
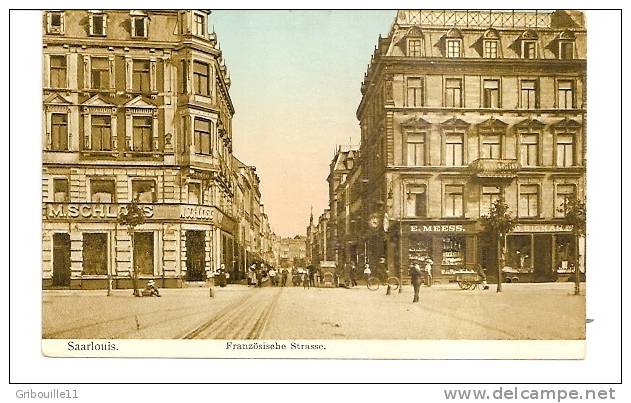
{"left": 555, "top": 234, "right": 576, "bottom": 273}
{"left": 506, "top": 235, "right": 532, "bottom": 272}
{"left": 82, "top": 233, "right": 108, "bottom": 275}
{"left": 441, "top": 236, "right": 465, "bottom": 274}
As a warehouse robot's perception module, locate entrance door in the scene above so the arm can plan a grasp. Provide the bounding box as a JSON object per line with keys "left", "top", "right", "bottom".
{"left": 134, "top": 232, "right": 154, "bottom": 276}
{"left": 186, "top": 231, "right": 206, "bottom": 281}
{"left": 52, "top": 233, "right": 71, "bottom": 287}
{"left": 534, "top": 234, "right": 552, "bottom": 281}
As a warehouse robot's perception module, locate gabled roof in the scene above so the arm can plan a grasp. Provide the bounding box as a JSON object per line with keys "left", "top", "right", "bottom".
{"left": 43, "top": 93, "right": 71, "bottom": 105}
{"left": 401, "top": 116, "right": 432, "bottom": 128}
{"left": 477, "top": 117, "right": 508, "bottom": 131}
{"left": 514, "top": 118, "right": 546, "bottom": 129}
{"left": 123, "top": 95, "right": 156, "bottom": 108}
{"left": 441, "top": 117, "right": 470, "bottom": 128}
{"left": 82, "top": 94, "right": 115, "bottom": 107}
{"left": 550, "top": 118, "right": 582, "bottom": 130}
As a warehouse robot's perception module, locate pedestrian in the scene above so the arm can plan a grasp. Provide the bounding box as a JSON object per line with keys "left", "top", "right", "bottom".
{"left": 424, "top": 257, "right": 433, "bottom": 287}
{"left": 410, "top": 262, "right": 422, "bottom": 303}
{"left": 378, "top": 256, "right": 388, "bottom": 282}
{"left": 308, "top": 264, "right": 316, "bottom": 288}
{"left": 281, "top": 268, "right": 288, "bottom": 287}
{"left": 350, "top": 263, "right": 358, "bottom": 287}
{"left": 476, "top": 263, "right": 489, "bottom": 290}
{"left": 363, "top": 263, "right": 371, "bottom": 283}
{"left": 256, "top": 265, "right": 263, "bottom": 288}
{"left": 217, "top": 263, "right": 227, "bottom": 287}
{"left": 302, "top": 268, "right": 310, "bottom": 289}
{"left": 248, "top": 264, "right": 256, "bottom": 286}
{"left": 268, "top": 267, "right": 277, "bottom": 286}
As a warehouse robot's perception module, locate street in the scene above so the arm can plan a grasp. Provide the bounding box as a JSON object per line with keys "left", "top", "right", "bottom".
{"left": 42, "top": 282, "right": 585, "bottom": 340}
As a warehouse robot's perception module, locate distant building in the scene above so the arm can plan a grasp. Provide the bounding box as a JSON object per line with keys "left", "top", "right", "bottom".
{"left": 279, "top": 236, "right": 307, "bottom": 268}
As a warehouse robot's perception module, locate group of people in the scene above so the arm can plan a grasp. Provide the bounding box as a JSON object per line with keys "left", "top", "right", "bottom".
{"left": 247, "top": 263, "right": 295, "bottom": 287}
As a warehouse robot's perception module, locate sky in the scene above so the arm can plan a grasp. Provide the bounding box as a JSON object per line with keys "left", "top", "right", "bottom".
{"left": 210, "top": 10, "right": 396, "bottom": 237}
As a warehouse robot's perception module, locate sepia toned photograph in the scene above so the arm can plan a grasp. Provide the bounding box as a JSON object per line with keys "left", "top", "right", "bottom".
{"left": 40, "top": 9, "right": 587, "bottom": 357}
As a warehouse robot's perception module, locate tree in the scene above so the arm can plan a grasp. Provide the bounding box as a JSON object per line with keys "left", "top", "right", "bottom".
{"left": 117, "top": 199, "right": 147, "bottom": 297}
{"left": 559, "top": 195, "right": 586, "bottom": 295}
{"left": 480, "top": 195, "right": 517, "bottom": 293}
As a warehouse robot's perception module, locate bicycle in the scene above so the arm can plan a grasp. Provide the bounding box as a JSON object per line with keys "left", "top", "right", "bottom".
{"left": 366, "top": 276, "right": 400, "bottom": 291}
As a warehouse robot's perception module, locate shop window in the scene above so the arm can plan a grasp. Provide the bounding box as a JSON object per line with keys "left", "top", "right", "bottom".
{"left": 483, "top": 79, "right": 500, "bottom": 108}
{"left": 82, "top": 233, "right": 108, "bottom": 275}
{"left": 406, "top": 77, "right": 424, "bottom": 107}
{"left": 90, "top": 179, "right": 115, "bottom": 203}
{"left": 556, "top": 184, "right": 576, "bottom": 217}
{"left": 47, "top": 11, "right": 64, "bottom": 34}
{"left": 49, "top": 55, "right": 67, "bottom": 88}
{"left": 405, "top": 185, "right": 427, "bottom": 217}
{"left": 194, "top": 118, "right": 212, "bottom": 155}
{"left": 444, "top": 185, "right": 464, "bottom": 218}
{"left": 132, "top": 179, "right": 157, "bottom": 203}
{"left": 480, "top": 186, "right": 501, "bottom": 217}
{"left": 521, "top": 40, "right": 537, "bottom": 59}
{"left": 507, "top": 235, "right": 532, "bottom": 271}
{"left": 188, "top": 182, "right": 201, "bottom": 204}
{"left": 441, "top": 236, "right": 465, "bottom": 274}
{"left": 520, "top": 80, "right": 538, "bottom": 109}
{"left": 193, "top": 13, "right": 206, "bottom": 37}
{"left": 519, "top": 133, "right": 539, "bottom": 166}
{"left": 89, "top": 12, "right": 107, "bottom": 36}
{"left": 518, "top": 184, "right": 539, "bottom": 218}
{"left": 132, "top": 116, "right": 153, "bottom": 152}
{"left": 134, "top": 232, "right": 154, "bottom": 275}
{"left": 483, "top": 40, "right": 498, "bottom": 58}
{"left": 50, "top": 113, "right": 68, "bottom": 151}
{"left": 556, "top": 134, "right": 574, "bottom": 167}
{"left": 132, "top": 60, "right": 150, "bottom": 93}
{"left": 445, "top": 78, "right": 462, "bottom": 107}
{"left": 91, "top": 115, "right": 112, "bottom": 151}
{"left": 193, "top": 61, "right": 210, "bottom": 96}
{"left": 53, "top": 178, "right": 69, "bottom": 202}
{"left": 407, "top": 39, "right": 424, "bottom": 57}
{"left": 91, "top": 57, "right": 110, "bottom": 89}
{"left": 408, "top": 237, "right": 432, "bottom": 265}
{"left": 445, "top": 133, "right": 464, "bottom": 166}
{"left": 446, "top": 39, "right": 461, "bottom": 58}
{"left": 480, "top": 135, "right": 501, "bottom": 159}
{"left": 557, "top": 80, "right": 575, "bottom": 109}
{"left": 555, "top": 235, "right": 576, "bottom": 273}
{"left": 406, "top": 133, "right": 426, "bottom": 166}
{"left": 131, "top": 16, "right": 148, "bottom": 38}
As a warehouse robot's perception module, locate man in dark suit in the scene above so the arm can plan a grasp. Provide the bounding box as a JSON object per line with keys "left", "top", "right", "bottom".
{"left": 410, "top": 262, "right": 422, "bottom": 303}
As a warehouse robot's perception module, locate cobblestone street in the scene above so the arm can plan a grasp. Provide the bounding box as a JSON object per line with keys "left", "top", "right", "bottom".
{"left": 43, "top": 282, "right": 585, "bottom": 340}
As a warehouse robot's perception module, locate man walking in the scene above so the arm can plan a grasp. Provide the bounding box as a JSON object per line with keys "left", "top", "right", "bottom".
{"left": 268, "top": 267, "right": 277, "bottom": 286}
{"left": 307, "top": 264, "right": 316, "bottom": 288}
{"left": 410, "top": 262, "right": 422, "bottom": 303}
{"left": 281, "top": 268, "right": 288, "bottom": 287}
{"left": 350, "top": 263, "right": 358, "bottom": 287}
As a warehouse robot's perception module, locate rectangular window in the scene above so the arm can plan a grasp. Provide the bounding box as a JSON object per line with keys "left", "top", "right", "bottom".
{"left": 132, "top": 17, "right": 147, "bottom": 38}
{"left": 556, "top": 184, "right": 576, "bottom": 217}
{"left": 444, "top": 185, "right": 464, "bottom": 218}
{"left": 481, "top": 186, "right": 501, "bottom": 217}
{"left": 193, "top": 13, "right": 206, "bottom": 36}
{"left": 483, "top": 40, "right": 498, "bottom": 58}
{"left": 193, "top": 61, "right": 210, "bottom": 96}
{"left": 49, "top": 55, "right": 67, "bottom": 88}
{"left": 50, "top": 113, "right": 68, "bottom": 151}
{"left": 91, "top": 57, "right": 110, "bottom": 89}
{"left": 406, "top": 77, "right": 424, "bottom": 107}
{"left": 522, "top": 41, "right": 536, "bottom": 59}
{"left": 445, "top": 78, "right": 462, "bottom": 108}
{"left": 132, "top": 60, "right": 150, "bottom": 92}
{"left": 445, "top": 133, "right": 464, "bottom": 166}
{"left": 558, "top": 80, "right": 574, "bottom": 109}
{"left": 53, "top": 178, "right": 69, "bottom": 202}
{"left": 134, "top": 232, "right": 155, "bottom": 275}
{"left": 556, "top": 134, "right": 574, "bottom": 167}
{"left": 194, "top": 118, "right": 212, "bottom": 155}
{"left": 519, "top": 184, "right": 539, "bottom": 218}
{"left": 48, "top": 11, "right": 63, "bottom": 34}
{"left": 520, "top": 133, "right": 539, "bottom": 166}
{"left": 520, "top": 80, "right": 537, "bottom": 109}
{"left": 91, "top": 14, "right": 106, "bottom": 36}
{"left": 483, "top": 79, "right": 500, "bottom": 108}
{"left": 406, "top": 185, "right": 427, "bottom": 217}
{"left": 480, "top": 135, "right": 501, "bottom": 159}
{"left": 446, "top": 39, "right": 461, "bottom": 58}
{"left": 188, "top": 183, "right": 201, "bottom": 204}
{"left": 408, "top": 39, "right": 423, "bottom": 57}
{"left": 132, "top": 116, "right": 153, "bottom": 152}
{"left": 90, "top": 179, "right": 115, "bottom": 203}
{"left": 91, "top": 115, "right": 112, "bottom": 151}
{"left": 132, "top": 180, "right": 157, "bottom": 203}
{"left": 406, "top": 133, "right": 426, "bottom": 166}
{"left": 82, "top": 233, "right": 108, "bottom": 275}
{"left": 559, "top": 42, "right": 574, "bottom": 59}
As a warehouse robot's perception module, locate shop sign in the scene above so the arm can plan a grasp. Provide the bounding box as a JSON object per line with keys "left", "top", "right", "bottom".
{"left": 46, "top": 203, "right": 153, "bottom": 219}
{"left": 513, "top": 224, "right": 573, "bottom": 233}
{"left": 410, "top": 224, "right": 468, "bottom": 233}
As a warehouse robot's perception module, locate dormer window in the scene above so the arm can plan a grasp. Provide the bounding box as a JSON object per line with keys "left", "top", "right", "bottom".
{"left": 89, "top": 11, "right": 107, "bottom": 37}
{"left": 131, "top": 16, "right": 148, "bottom": 38}
{"left": 407, "top": 39, "right": 424, "bottom": 57}
{"left": 519, "top": 30, "right": 538, "bottom": 59}
{"left": 559, "top": 41, "right": 574, "bottom": 59}
{"left": 193, "top": 12, "right": 206, "bottom": 37}
{"left": 481, "top": 28, "right": 500, "bottom": 59}
{"left": 446, "top": 39, "right": 462, "bottom": 58}
{"left": 46, "top": 11, "right": 64, "bottom": 35}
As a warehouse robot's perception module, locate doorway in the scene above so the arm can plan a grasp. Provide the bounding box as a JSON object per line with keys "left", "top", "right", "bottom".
{"left": 186, "top": 230, "right": 206, "bottom": 281}
{"left": 52, "top": 233, "right": 71, "bottom": 287}
{"left": 534, "top": 234, "right": 552, "bottom": 281}
{"left": 134, "top": 232, "right": 154, "bottom": 276}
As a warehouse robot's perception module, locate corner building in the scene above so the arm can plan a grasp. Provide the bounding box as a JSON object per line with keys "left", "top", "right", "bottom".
{"left": 357, "top": 10, "right": 586, "bottom": 283}
{"left": 42, "top": 10, "right": 238, "bottom": 288}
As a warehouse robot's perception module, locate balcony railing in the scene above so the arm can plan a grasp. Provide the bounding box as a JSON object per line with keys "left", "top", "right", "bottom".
{"left": 468, "top": 158, "right": 520, "bottom": 179}
{"left": 396, "top": 10, "right": 553, "bottom": 29}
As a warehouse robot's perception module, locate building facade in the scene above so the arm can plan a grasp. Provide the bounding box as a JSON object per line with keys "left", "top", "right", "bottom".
{"left": 279, "top": 236, "right": 307, "bottom": 268}
{"left": 42, "top": 10, "right": 277, "bottom": 289}
{"left": 342, "top": 10, "right": 586, "bottom": 283}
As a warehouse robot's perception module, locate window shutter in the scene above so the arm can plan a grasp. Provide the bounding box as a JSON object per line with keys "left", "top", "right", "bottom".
{"left": 89, "top": 14, "right": 94, "bottom": 35}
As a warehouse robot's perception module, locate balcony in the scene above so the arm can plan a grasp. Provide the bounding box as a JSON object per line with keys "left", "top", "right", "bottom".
{"left": 468, "top": 158, "right": 520, "bottom": 179}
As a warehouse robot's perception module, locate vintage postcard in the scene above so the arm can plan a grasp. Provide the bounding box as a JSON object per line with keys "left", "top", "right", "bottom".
{"left": 40, "top": 9, "right": 586, "bottom": 358}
